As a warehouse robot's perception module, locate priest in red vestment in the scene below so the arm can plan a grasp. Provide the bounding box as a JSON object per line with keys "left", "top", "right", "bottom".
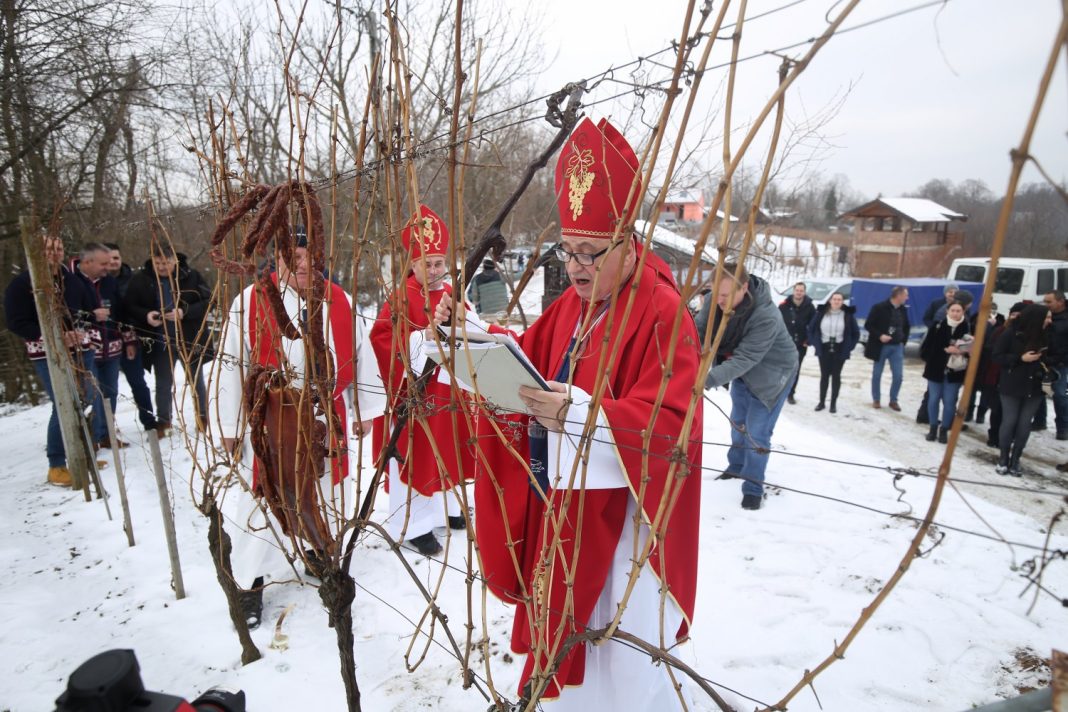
{"left": 370, "top": 205, "right": 474, "bottom": 557}
{"left": 435, "top": 118, "right": 704, "bottom": 709}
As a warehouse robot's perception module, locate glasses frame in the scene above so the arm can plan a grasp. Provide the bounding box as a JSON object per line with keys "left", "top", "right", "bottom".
{"left": 552, "top": 242, "right": 615, "bottom": 266}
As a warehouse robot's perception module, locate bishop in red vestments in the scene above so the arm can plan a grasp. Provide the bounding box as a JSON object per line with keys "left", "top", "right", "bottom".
{"left": 370, "top": 205, "right": 474, "bottom": 557}
{"left": 436, "top": 118, "right": 703, "bottom": 709}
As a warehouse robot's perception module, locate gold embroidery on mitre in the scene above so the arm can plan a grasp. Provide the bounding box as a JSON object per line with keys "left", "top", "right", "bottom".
{"left": 564, "top": 149, "right": 595, "bottom": 220}
{"left": 412, "top": 215, "right": 441, "bottom": 253}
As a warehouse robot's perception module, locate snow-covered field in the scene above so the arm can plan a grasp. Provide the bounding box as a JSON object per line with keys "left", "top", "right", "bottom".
{"left": 2, "top": 339, "right": 1065, "bottom": 711}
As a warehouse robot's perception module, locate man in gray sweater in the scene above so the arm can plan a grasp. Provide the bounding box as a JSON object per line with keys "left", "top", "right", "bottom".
{"left": 697, "top": 263, "right": 798, "bottom": 510}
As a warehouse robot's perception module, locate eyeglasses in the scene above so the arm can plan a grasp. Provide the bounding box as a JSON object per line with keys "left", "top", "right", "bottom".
{"left": 552, "top": 243, "right": 612, "bottom": 266}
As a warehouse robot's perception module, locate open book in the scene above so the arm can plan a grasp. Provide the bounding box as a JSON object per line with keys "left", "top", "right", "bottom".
{"left": 425, "top": 326, "right": 550, "bottom": 415}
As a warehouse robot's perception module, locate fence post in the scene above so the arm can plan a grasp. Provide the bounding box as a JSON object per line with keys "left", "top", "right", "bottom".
{"left": 147, "top": 431, "right": 185, "bottom": 599}
{"left": 20, "top": 223, "right": 93, "bottom": 495}
{"left": 102, "top": 399, "right": 134, "bottom": 546}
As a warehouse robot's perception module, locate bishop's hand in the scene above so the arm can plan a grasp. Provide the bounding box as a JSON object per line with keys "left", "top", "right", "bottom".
{"left": 520, "top": 382, "right": 570, "bottom": 433}
{"left": 425, "top": 293, "right": 453, "bottom": 339}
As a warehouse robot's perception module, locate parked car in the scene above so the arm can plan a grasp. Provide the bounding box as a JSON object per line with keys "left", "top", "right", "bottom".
{"left": 947, "top": 257, "right": 1068, "bottom": 311}
{"left": 778, "top": 277, "right": 853, "bottom": 306}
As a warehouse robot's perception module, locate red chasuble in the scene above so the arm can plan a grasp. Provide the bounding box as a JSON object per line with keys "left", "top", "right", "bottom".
{"left": 246, "top": 274, "right": 354, "bottom": 487}
{"left": 474, "top": 247, "right": 703, "bottom": 698}
{"left": 369, "top": 275, "right": 474, "bottom": 496}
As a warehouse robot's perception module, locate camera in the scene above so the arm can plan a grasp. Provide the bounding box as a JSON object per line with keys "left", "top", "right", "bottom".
{"left": 54, "top": 649, "right": 245, "bottom": 712}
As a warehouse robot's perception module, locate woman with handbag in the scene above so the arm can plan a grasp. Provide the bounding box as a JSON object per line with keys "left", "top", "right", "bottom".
{"left": 806, "top": 292, "right": 860, "bottom": 413}
{"left": 920, "top": 302, "right": 972, "bottom": 443}
{"left": 992, "top": 304, "right": 1054, "bottom": 476}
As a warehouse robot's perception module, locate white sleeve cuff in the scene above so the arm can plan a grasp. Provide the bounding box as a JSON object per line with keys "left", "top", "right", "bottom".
{"left": 549, "top": 385, "right": 627, "bottom": 490}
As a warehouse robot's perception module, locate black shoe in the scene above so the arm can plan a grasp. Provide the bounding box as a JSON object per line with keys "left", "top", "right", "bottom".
{"left": 1057, "top": 431, "right": 1068, "bottom": 441}
{"left": 787, "top": 395, "right": 797, "bottom": 405}
{"left": 741, "top": 494, "right": 763, "bottom": 511}
{"left": 715, "top": 472, "right": 738, "bottom": 480}
{"left": 814, "top": 403, "right": 825, "bottom": 412}
{"left": 447, "top": 515, "right": 467, "bottom": 530}
{"left": 938, "top": 427, "right": 948, "bottom": 444}
{"left": 986, "top": 437, "right": 1000, "bottom": 449}
{"left": 240, "top": 577, "right": 264, "bottom": 630}
{"left": 960, "top": 424, "right": 970, "bottom": 432}
{"left": 976, "top": 413, "right": 986, "bottom": 425}
{"left": 829, "top": 404, "right": 837, "bottom": 414}
{"left": 1032, "top": 423, "right": 1047, "bottom": 432}
{"left": 407, "top": 532, "right": 443, "bottom": 557}
{"left": 925, "top": 426, "right": 938, "bottom": 442}
{"left": 303, "top": 549, "right": 329, "bottom": 579}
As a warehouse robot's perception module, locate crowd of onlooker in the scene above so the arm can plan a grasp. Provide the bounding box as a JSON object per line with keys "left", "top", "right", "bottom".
{"left": 775, "top": 280, "right": 1067, "bottom": 478}
{"left": 4, "top": 237, "right": 212, "bottom": 486}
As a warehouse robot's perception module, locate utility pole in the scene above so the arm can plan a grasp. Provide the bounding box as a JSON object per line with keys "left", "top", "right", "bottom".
{"left": 20, "top": 222, "right": 93, "bottom": 495}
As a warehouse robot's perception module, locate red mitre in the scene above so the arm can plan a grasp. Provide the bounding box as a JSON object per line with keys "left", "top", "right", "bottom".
{"left": 554, "top": 118, "right": 641, "bottom": 240}
{"left": 401, "top": 204, "right": 450, "bottom": 258}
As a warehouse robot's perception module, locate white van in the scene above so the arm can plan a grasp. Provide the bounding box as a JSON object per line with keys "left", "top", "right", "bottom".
{"left": 947, "top": 257, "right": 1068, "bottom": 312}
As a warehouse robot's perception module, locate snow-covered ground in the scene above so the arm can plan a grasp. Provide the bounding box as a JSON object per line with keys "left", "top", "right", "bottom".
{"left": 2, "top": 337, "right": 1065, "bottom": 711}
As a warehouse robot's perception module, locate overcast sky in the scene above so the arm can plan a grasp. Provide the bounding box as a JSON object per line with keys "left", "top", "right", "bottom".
{"left": 500, "top": 0, "right": 1067, "bottom": 202}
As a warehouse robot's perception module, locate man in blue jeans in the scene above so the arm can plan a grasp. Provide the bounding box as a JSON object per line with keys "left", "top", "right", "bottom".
{"left": 104, "top": 243, "right": 158, "bottom": 433}
{"left": 72, "top": 243, "right": 129, "bottom": 449}
{"left": 864, "top": 286, "right": 910, "bottom": 410}
{"left": 3, "top": 235, "right": 100, "bottom": 486}
{"left": 1044, "top": 290, "right": 1068, "bottom": 440}
{"left": 698, "top": 263, "right": 798, "bottom": 510}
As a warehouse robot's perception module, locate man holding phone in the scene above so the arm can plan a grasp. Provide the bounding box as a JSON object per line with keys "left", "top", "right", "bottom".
{"left": 124, "top": 242, "right": 212, "bottom": 435}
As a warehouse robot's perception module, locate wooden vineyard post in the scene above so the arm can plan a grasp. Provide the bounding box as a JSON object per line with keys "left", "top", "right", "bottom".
{"left": 102, "top": 399, "right": 135, "bottom": 546}
{"left": 147, "top": 431, "right": 186, "bottom": 599}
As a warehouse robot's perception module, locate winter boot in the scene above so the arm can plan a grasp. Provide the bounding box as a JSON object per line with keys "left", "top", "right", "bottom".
{"left": 916, "top": 391, "right": 930, "bottom": 424}
{"left": 47, "top": 466, "right": 72, "bottom": 487}
{"left": 925, "top": 425, "right": 938, "bottom": 442}
{"left": 938, "top": 427, "right": 948, "bottom": 444}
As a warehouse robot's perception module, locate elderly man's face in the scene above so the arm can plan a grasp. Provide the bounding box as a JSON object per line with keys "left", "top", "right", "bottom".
{"left": 561, "top": 235, "right": 634, "bottom": 303}
{"left": 278, "top": 247, "right": 311, "bottom": 290}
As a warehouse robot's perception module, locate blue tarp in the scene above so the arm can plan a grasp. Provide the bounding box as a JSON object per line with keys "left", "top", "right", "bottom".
{"left": 851, "top": 278, "right": 985, "bottom": 342}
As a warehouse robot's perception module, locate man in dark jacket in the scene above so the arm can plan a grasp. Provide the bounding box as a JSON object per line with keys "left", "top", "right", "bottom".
{"left": 72, "top": 242, "right": 131, "bottom": 449}
{"left": 104, "top": 243, "right": 157, "bottom": 432}
{"left": 923, "top": 284, "right": 957, "bottom": 328}
{"left": 700, "top": 264, "right": 798, "bottom": 510}
{"left": 778, "top": 282, "right": 815, "bottom": 404}
{"left": 865, "top": 286, "right": 910, "bottom": 410}
{"left": 3, "top": 235, "right": 97, "bottom": 486}
{"left": 123, "top": 243, "right": 212, "bottom": 434}
{"left": 1043, "top": 290, "right": 1068, "bottom": 439}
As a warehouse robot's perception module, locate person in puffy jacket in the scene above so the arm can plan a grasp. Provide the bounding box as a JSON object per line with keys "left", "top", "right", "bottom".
{"left": 992, "top": 304, "right": 1052, "bottom": 476}
{"left": 919, "top": 302, "right": 971, "bottom": 443}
